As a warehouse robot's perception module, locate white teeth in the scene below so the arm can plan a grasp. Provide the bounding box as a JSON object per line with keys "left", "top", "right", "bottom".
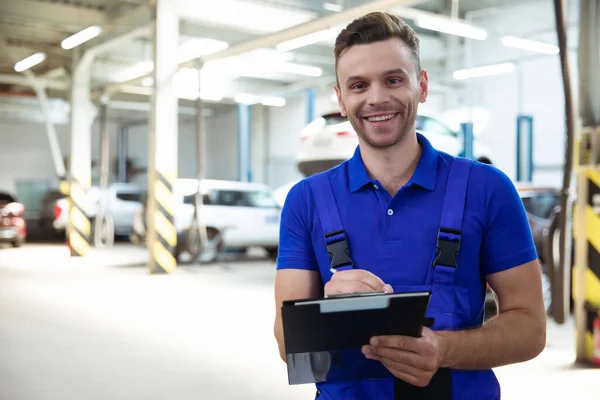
{"left": 367, "top": 114, "right": 395, "bottom": 122}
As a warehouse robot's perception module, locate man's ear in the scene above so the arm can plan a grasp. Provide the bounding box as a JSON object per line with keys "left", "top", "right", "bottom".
{"left": 419, "top": 70, "right": 429, "bottom": 103}
{"left": 334, "top": 85, "right": 347, "bottom": 117}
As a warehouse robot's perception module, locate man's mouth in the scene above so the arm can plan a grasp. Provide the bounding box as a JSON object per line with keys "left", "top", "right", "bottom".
{"left": 363, "top": 113, "right": 399, "bottom": 123}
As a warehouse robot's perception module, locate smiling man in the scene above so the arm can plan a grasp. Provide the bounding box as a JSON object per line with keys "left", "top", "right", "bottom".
{"left": 273, "top": 12, "right": 546, "bottom": 400}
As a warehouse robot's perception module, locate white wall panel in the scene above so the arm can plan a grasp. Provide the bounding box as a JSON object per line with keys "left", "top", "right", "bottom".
{"left": 266, "top": 94, "right": 305, "bottom": 188}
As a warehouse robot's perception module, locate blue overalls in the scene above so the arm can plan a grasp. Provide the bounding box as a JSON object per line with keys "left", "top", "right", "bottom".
{"left": 307, "top": 158, "right": 500, "bottom": 400}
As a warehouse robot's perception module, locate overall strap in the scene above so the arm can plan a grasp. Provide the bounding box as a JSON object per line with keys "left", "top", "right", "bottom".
{"left": 308, "top": 173, "right": 354, "bottom": 272}
{"left": 432, "top": 158, "right": 475, "bottom": 270}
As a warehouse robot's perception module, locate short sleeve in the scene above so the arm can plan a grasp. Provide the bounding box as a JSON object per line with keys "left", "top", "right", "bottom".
{"left": 276, "top": 180, "right": 319, "bottom": 271}
{"left": 480, "top": 166, "right": 539, "bottom": 275}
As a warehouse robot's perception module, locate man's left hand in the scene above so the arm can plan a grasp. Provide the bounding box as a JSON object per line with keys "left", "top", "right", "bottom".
{"left": 361, "top": 327, "right": 443, "bottom": 387}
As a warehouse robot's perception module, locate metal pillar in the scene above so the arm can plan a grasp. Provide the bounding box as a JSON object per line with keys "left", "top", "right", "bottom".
{"left": 572, "top": 0, "right": 600, "bottom": 365}
{"left": 68, "top": 50, "right": 97, "bottom": 257}
{"left": 306, "top": 87, "right": 316, "bottom": 124}
{"left": 94, "top": 99, "right": 115, "bottom": 248}
{"left": 147, "top": 0, "right": 179, "bottom": 274}
{"left": 460, "top": 122, "right": 474, "bottom": 159}
{"left": 237, "top": 104, "right": 251, "bottom": 182}
{"left": 118, "top": 125, "right": 128, "bottom": 182}
{"left": 516, "top": 115, "right": 534, "bottom": 182}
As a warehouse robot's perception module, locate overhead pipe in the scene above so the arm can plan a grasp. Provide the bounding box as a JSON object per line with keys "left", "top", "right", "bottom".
{"left": 0, "top": 33, "right": 67, "bottom": 180}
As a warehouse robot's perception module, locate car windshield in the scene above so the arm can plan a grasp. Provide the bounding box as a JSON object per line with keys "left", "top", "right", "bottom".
{"left": 323, "top": 113, "right": 348, "bottom": 125}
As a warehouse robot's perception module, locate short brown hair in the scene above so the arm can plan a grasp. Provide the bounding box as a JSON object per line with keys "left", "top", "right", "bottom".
{"left": 334, "top": 12, "right": 421, "bottom": 80}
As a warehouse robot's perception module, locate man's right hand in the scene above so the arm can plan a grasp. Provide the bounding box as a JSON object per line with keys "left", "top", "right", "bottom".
{"left": 324, "top": 269, "right": 393, "bottom": 297}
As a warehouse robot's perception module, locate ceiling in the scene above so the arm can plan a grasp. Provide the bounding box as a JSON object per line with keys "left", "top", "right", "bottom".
{"left": 0, "top": 0, "right": 573, "bottom": 122}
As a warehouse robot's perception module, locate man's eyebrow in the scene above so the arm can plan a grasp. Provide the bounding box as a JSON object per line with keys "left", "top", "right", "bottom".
{"left": 383, "top": 68, "right": 409, "bottom": 76}
{"left": 345, "top": 69, "right": 409, "bottom": 85}
{"left": 345, "top": 75, "right": 363, "bottom": 85}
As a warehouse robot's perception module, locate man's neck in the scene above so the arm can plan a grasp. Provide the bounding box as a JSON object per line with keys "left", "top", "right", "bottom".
{"left": 360, "top": 132, "right": 422, "bottom": 196}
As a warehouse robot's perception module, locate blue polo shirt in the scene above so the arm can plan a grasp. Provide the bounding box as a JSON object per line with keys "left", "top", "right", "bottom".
{"left": 277, "top": 133, "right": 538, "bottom": 324}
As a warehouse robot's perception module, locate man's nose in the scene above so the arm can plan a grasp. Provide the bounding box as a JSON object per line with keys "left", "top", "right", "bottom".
{"left": 366, "top": 83, "right": 390, "bottom": 106}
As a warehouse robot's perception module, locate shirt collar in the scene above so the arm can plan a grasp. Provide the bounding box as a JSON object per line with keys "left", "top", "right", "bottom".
{"left": 348, "top": 132, "right": 439, "bottom": 192}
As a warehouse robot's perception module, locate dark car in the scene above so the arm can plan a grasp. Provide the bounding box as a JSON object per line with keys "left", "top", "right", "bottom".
{"left": 0, "top": 192, "right": 27, "bottom": 247}
{"left": 484, "top": 184, "right": 559, "bottom": 319}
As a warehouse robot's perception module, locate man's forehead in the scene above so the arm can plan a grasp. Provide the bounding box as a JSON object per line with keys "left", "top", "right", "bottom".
{"left": 336, "top": 39, "right": 415, "bottom": 79}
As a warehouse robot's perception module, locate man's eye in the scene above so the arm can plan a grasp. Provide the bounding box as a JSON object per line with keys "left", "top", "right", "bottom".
{"left": 389, "top": 78, "right": 402, "bottom": 84}
{"left": 351, "top": 83, "right": 366, "bottom": 90}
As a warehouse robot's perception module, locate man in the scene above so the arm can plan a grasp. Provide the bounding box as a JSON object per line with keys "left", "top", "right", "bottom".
{"left": 273, "top": 12, "right": 546, "bottom": 400}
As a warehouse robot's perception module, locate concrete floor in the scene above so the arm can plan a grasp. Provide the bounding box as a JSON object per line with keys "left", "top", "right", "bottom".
{"left": 0, "top": 244, "right": 598, "bottom": 400}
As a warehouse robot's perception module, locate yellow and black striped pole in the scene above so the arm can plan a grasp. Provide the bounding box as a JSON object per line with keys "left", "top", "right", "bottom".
{"left": 147, "top": 0, "right": 178, "bottom": 274}
{"left": 147, "top": 171, "right": 177, "bottom": 274}
{"left": 68, "top": 177, "right": 91, "bottom": 257}
{"left": 573, "top": 126, "right": 600, "bottom": 365}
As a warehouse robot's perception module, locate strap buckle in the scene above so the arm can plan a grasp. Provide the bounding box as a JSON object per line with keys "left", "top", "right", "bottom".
{"left": 433, "top": 227, "right": 461, "bottom": 268}
{"left": 324, "top": 229, "right": 353, "bottom": 271}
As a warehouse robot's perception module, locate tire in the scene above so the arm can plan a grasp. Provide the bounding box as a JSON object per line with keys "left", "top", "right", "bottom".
{"left": 181, "top": 226, "right": 223, "bottom": 264}
{"left": 266, "top": 247, "right": 278, "bottom": 260}
{"left": 11, "top": 236, "right": 24, "bottom": 248}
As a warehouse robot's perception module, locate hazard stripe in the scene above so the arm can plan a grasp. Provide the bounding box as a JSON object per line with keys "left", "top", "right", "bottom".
{"left": 70, "top": 230, "right": 90, "bottom": 257}
{"left": 155, "top": 180, "right": 174, "bottom": 216}
{"left": 154, "top": 210, "right": 177, "bottom": 249}
{"left": 68, "top": 178, "right": 91, "bottom": 257}
{"left": 149, "top": 170, "right": 177, "bottom": 274}
{"left": 151, "top": 240, "right": 176, "bottom": 274}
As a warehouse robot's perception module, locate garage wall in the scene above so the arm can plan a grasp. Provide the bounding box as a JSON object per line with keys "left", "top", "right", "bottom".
{"left": 0, "top": 119, "right": 121, "bottom": 193}
{"left": 265, "top": 94, "right": 306, "bottom": 188}
{"left": 452, "top": 1, "right": 580, "bottom": 184}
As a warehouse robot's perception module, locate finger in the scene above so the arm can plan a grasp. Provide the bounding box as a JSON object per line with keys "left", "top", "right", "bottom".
{"left": 363, "top": 345, "right": 432, "bottom": 371}
{"left": 331, "top": 269, "right": 387, "bottom": 291}
{"left": 325, "top": 280, "right": 381, "bottom": 296}
{"left": 370, "top": 335, "right": 422, "bottom": 354}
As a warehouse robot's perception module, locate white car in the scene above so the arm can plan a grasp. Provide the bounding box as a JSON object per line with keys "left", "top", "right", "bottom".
{"left": 52, "top": 183, "right": 144, "bottom": 239}
{"left": 297, "top": 112, "right": 493, "bottom": 176}
{"left": 131, "top": 179, "right": 281, "bottom": 263}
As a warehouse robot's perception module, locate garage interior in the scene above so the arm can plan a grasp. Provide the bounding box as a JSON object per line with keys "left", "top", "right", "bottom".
{"left": 0, "top": 0, "right": 599, "bottom": 399}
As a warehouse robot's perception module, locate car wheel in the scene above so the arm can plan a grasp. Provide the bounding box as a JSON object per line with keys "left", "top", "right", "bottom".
{"left": 11, "top": 236, "right": 24, "bottom": 248}
{"left": 266, "top": 247, "right": 278, "bottom": 260}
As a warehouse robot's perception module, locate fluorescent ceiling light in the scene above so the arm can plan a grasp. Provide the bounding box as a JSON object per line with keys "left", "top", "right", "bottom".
{"left": 277, "top": 63, "right": 323, "bottom": 77}
{"left": 235, "top": 93, "right": 261, "bottom": 105}
{"left": 417, "top": 16, "right": 487, "bottom": 40}
{"left": 14, "top": 52, "right": 46, "bottom": 72}
{"left": 61, "top": 25, "right": 102, "bottom": 50}
{"left": 173, "top": 0, "right": 316, "bottom": 34}
{"left": 453, "top": 62, "right": 516, "bottom": 80}
{"left": 141, "top": 77, "right": 153, "bottom": 87}
{"left": 261, "top": 97, "right": 286, "bottom": 107}
{"left": 178, "top": 38, "right": 229, "bottom": 63}
{"left": 323, "top": 2, "right": 342, "bottom": 12}
{"left": 276, "top": 28, "right": 337, "bottom": 52}
{"left": 199, "top": 91, "right": 224, "bottom": 101}
{"left": 501, "top": 36, "right": 559, "bottom": 55}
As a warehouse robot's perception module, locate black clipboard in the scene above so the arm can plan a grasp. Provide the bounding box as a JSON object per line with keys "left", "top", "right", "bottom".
{"left": 281, "top": 291, "right": 432, "bottom": 385}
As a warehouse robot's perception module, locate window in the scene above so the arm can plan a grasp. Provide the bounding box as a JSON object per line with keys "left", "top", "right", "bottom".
{"left": 183, "top": 193, "right": 211, "bottom": 205}
{"left": 323, "top": 113, "right": 348, "bottom": 125}
{"left": 245, "top": 191, "right": 279, "bottom": 208}
{"left": 214, "top": 190, "right": 279, "bottom": 208}
{"left": 521, "top": 196, "right": 535, "bottom": 214}
{"left": 215, "top": 190, "right": 249, "bottom": 207}
{"left": 420, "top": 116, "right": 456, "bottom": 137}
{"left": 116, "top": 191, "right": 142, "bottom": 202}
{"left": 535, "top": 192, "right": 559, "bottom": 219}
